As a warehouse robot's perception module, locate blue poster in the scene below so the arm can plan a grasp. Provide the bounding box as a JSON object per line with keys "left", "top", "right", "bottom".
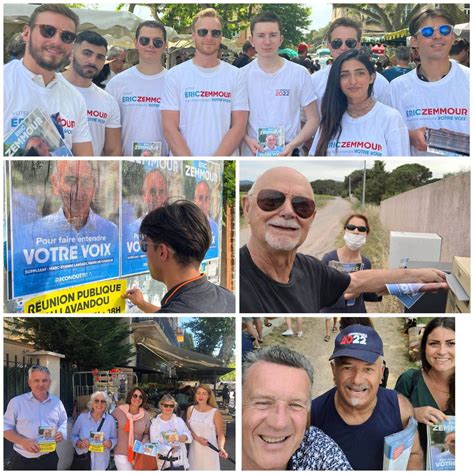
{"left": 11, "top": 161, "right": 120, "bottom": 298}
{"left": 121, "top": 160, "right": 182, "bottom": 277}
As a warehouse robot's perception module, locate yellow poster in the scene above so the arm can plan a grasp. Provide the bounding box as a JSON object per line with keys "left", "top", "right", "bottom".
{"left": 24, "top": 280, "right": 127, "bottom": 314}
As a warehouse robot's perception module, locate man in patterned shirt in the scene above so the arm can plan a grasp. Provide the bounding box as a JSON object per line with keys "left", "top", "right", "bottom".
{"left": 242, "top": 346, "right": 352, "bottom": 470}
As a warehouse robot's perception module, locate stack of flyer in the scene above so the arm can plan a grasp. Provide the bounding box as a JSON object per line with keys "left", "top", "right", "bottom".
{"left": 329, "top": 260, "right": 364, "bottom": 306}
{"left": 425, "top": 128, "right": 469, "bottom": 156}
{"left": 383, "top": 416, "right": 418, "bottom": 470}
{"left": 426, "top": 416, "right": 455, "bottom": 470}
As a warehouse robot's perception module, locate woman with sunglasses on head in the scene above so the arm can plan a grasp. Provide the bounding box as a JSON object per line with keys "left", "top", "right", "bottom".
{"left": 112, "top": 387, "right": 151, "bottom": 470}
{"left": 150, "top": 394, "right": 192, "bottom": 470}
{"left": 310, "top": 49, "right": 410, "bottom": 156}
{"left": 320, "top": 214, "right": 381, "bottom": 327}
{"left": 187, "top": 384, "right": 228, "bottom": 470}
{"left": 71, "top": 391, "right": 117, "bottom": 470}
{"left": 395, "top": 317, "right": 455, "bottom": 461}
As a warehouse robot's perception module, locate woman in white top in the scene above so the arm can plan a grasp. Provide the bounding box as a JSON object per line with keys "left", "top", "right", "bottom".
{"left": 186, "top": 384, "right": 228, "bottom": 470}
{"left": 311, "top": 49, "right": 409, "bottom": 156}
{"left": 150, "top": 394, "right": 192, "bottom": 470}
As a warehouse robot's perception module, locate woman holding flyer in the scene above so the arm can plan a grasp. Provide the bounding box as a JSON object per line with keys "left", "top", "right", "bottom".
{"left": 187, "top": 384, "right": 228, "bottom": 470}
{"left": 112, "top": 387, "right": 151, "bottom": 470}
{"left": 71, "top": 391, "right": 117, "bottom": 470}
{"left": 150, "top": 394, "right": 192, "bottom": 470}
{"left": 320, "top": 214, "right": 381, "bottom": 335}
{"left": 395, "top": 317, "right": 455, "bottom": 457}
{"left": 310, "top": 49, "right": 409, "bottom": 156}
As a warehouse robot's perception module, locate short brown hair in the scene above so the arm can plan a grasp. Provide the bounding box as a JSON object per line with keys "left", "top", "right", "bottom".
{"left": 192, "top": 8, "right": 223, "bottom": 31}
{"left": 327, "top": 17, "right": 362, "bottom": 43}
{"left": 409, "top": 7, "right": 455, "bottom": 36}
{"left": 344, "top": 213, "right": 370, "bottom": 233}
{"left": 29, "top": 4, "right": 79, "bottom": 30}
{"left": 125, "top": 386, "right": 148, "bottom": 409}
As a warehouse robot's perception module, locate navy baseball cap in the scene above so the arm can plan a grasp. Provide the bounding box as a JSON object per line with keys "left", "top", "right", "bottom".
{"left": 329, "top": 324, "right": 384, "bottom": 363}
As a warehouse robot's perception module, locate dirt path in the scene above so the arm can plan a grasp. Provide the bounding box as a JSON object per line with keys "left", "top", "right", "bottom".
{"left": 261, "top": 317, "right": 411, "bottom": 397}
{"left": 240, "top": 197, "right": 352, "bottom": 258}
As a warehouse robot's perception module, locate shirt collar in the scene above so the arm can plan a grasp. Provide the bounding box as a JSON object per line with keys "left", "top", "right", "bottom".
{"left": 26, "top": 391, "right": 52, "bottom": 403}
{"left": 20, "top": 59, "right": 59, "bottom": 88}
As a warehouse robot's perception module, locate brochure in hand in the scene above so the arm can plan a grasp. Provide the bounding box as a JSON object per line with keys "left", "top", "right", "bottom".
{"left": 256, "top": 126, "right": 285, "bottom": 156}
{"left": 329, "top": 260, "right": 364, "bottom": 306}
{"left": 383, "top": 416, "right": 418, "bottom": 470}
{"left": 4, "top": 108, "right": 73, "bottom": 157}
{"left": 426, "top": 416, "right": 455, "bottom": 471}
{"left": 89, "top": 431, "right": 105, "bottom": 453}
{"left": 386, "top": 283, "right": 426, "bottom": 309}
{"left": 37, "top": 426, "right": 57, "bottom": 453}
{"left": 132, "top": 141, "right": 162, "bottom": 157}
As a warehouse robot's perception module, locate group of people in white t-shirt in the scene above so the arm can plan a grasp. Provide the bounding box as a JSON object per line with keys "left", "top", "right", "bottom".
{"left": 4, "top": 4, "right": 469, "bottom": 157}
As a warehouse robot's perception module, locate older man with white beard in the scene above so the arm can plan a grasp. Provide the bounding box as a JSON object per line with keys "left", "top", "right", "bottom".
{"left": 310, "top": 324, "right": 423, "bottom": 470}
{"left": 239, "top": 166, "right": 448, "bottom": 313}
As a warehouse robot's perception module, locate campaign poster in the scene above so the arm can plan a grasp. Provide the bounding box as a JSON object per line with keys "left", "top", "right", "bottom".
{"left": 183, "top": 160, "right": 223, "bottom": 261}
{"left": 121, "top": 160, "right": 182, "bottom": 277}
{"left": 10, "top": 160, "right": 120, "bottom": 299}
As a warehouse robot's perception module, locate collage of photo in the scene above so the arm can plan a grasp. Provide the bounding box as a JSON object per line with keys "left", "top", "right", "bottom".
{"left": 2, "top": 1, "right": 469, "bottom": 472}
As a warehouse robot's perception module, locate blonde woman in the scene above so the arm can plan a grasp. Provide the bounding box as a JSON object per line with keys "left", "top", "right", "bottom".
{"left": 187, "top": 384, "right": 228, "bottom": 470}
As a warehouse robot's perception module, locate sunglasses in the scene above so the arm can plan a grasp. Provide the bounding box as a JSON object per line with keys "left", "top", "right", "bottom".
{"left": 32, "top": 24, "right": 76, "bottom": 44}
{"left": 132, "top": 393, "right": 144, "bottom": 399}
{"left": 196, "top": 28, "right": 222, "bottom": 38}
{"left": 345, "top": 224, "right": 368, "bottom": 233}
{"left": 94, "top": 399, "right": 107, "bottom": 404}
{"left": 138, "top": 36, "right": 164, "bottom": 48}
{"left": 161, "top": 403, "right": 175, "bottom": 408}
{"left": 330, "top": 38, "right": 358, "bottom": 50}
{"left": 256, "top": 189, "right": 315, "bottom": 219}
{"left": 415, "top": 24, "right": 453, "bottom": 38}
{"left": 139, "top": 238, "right": 149, "bottom": 253}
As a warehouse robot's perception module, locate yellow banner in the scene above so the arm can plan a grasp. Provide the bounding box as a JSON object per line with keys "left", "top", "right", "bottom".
{"left": 24, "top": 280, "right": 127, "bottom": 314}
{"left": 38, "top": 441, "right": 56, "bottom": 453}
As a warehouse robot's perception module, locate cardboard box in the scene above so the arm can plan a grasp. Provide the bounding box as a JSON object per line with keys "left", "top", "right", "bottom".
{"left": 446, "top": 289, "right": 469, "bottom": 313}
{"left": 452, "top": 256, "right": 470, "bottom": 297}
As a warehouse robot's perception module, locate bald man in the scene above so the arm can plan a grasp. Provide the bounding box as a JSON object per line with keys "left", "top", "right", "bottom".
{"left": 240, "top": 166, "right": 448, "bottom": 313}
{"left": 13, "top": 161, "right": 118, "bottom": 298}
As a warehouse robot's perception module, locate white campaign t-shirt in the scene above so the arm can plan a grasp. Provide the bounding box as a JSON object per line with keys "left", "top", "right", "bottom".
{"left": 68, "top": 80, "right": 121, "bottom": 156}
{"left": 389, "top": 60, "right": 469, "bottom": 155}
{"left": 160, "top": 59, "right": 248, "bottom": 156}
{"left": 309, "top": 101, "right": 410, "bottom": 156}
{"left": 4, "top": 60, "right": 91, "bottom": 148}
{"left": 106, "top": 66, "right": 168, "bottom": 156}
{"left": 241, "top": 59, "right": 316, "bottom": 155}
{"left": 312, "top": 65, "right": 390, "bottom": 113}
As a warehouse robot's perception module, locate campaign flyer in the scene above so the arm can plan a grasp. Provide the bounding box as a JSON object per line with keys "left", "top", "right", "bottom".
{"left": 256, "top": 126, "right": 285, "bottom": 157}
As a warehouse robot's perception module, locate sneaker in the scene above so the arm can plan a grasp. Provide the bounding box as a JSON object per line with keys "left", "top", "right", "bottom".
{"left": 296, "top": 331, "right": 303, "bottom": 338}
{"left": 281, "top": 329, "right": 294, "bottom": 336}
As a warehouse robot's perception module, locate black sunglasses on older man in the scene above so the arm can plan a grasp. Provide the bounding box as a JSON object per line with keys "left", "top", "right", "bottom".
{"left": 255, "top": 189, "right": 315, "bottom": 219}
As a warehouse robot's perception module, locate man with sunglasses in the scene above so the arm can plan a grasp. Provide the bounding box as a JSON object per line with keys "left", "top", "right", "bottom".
{"left": 106, "top": 20, "right": 169, "bottom": 156}
{"left": 4, "top": 4, "right": 93, "bottom": 156}
{"left": 311, "top": 17, "right": 390, "bottom": 113}
{"left": 161, "top": 8, "right": 249, "bottom": 156}
{"left": 122, "top": 200, "right": 235, "bottom": 313}
{"left": 4, "top": 365, "right": 68, "bottom": 470}
{"left": 240, "top": 166, "right": 448, "bottom": 313}
{"left": 241, "top": 11, "right": 318, "bottom": 157}
{"left": 62, "top": 30, "right": 122, "bottom": 156}
{"left": 389, "top": 7, "right": 469, "bottom": 155}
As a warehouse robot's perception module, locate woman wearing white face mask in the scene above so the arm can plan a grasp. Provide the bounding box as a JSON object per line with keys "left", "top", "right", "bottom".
{"left": 320, "top": 214, "right": 381, "bottom": 341}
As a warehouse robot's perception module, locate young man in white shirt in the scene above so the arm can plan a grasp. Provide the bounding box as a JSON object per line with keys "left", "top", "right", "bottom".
{"left": 389, "top": 7, "right": 469, "bottom": 155}
{"left": 106, "top": 20, "right": 169, "bottom": 156}
{"left": 312, "top": 17, "right": 390, "bottom": 112}
{"left": 161, "top": 8, "right": 249, "bottom": 156}
{"left": 4, "top": 3, "right": 93, "bottom": 155}
{"left": 63, "top": 30, "right": 121, "bottom": 156}
{"left": 241, "top": 11, "right": 318, "bottom": 156}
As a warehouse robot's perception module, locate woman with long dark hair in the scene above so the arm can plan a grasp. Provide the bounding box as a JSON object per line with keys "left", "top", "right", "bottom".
{"left": 395, "top": 317, "right": 455, "bottom": 457}
{"left": 310, "top": 49, "right": 409, "bottom": 156}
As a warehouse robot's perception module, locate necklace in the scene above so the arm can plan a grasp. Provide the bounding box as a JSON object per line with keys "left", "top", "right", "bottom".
{"left": 425, "top": 371, "right": 450, "bottom": 394}
{"left": 346, "top": 97, "right": 375, "bottom": 118}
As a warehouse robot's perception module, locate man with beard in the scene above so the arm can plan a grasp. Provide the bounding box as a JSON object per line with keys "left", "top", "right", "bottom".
{"left": 63, "top": 31, "right": 121, "bottom": 156}
{"left": 240, "top": 166, "right": 448, "bottom": 313}
{"left": 4, "top": 4, "right": 93, "bottom": 155}
{"left": 106, "top": 20, "right": 169, "bottom": 156}
{"left": 311, "top": 324, "right": 423, "bottom": 470}
{"left": 161, "top": 8, "right": 248, "bottom": 156}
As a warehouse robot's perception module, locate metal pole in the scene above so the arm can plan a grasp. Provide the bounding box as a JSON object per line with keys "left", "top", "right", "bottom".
{"left": 362, "top": 161, "right": 366, "bottom": 208}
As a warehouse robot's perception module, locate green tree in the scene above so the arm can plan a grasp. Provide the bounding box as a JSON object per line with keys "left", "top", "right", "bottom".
{"left": 181, "top": 330, "right": 196, "bottom": 351}
{"left": 351, "top": 161, "right": 389, "bottom": 205}
{"left": 223, "top": 160, "right": 235, "bottom": 208}
{"left": 10, "top": 318, "right": 134, "bottom": 370}
{"left": 384, "top": 163, "right": 432, "bottom": 197}
{"left": 183, "top": 317, "right": 234, "bottom": 364}
{"left": 219, "top": 358, "right": 235, "bottom": 382}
